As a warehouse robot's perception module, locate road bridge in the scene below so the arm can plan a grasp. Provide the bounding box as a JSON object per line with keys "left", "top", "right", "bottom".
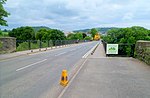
{"left": 0, "top": 41, "right": 149, "bottom": 98}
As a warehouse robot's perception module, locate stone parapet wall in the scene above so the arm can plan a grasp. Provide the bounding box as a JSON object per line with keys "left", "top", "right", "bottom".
{"left": 0, "top": 37, "right": 16, "bottom": 54}
{"left": 135, "top": 40, "right": 150, "bottom": 65}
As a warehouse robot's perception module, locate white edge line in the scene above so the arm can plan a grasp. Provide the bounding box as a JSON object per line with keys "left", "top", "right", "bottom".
{"left": 82, "top": 43, "right": 99, "bottom": 58}
{"left": 57, "top": 58, "right": 88, "bottom": 98}
{"left": 16, "top": 59, "right": 47, "bottom": 71}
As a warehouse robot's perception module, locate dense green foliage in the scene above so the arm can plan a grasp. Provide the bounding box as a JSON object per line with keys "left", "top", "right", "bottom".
{"left": 66, "top": 32, "right": 92, "bottom": 41}
{"left": 0, "top": 30, "right": 2, "bottom": 35}
{"left": 90, "top": 28, "right": 98, "bottom": 38}
{"left": 9, "top": 26, "right": 66, "bottom": 41}
{"left": 82, "top": 33, "right": 87, "bottom": 39}
{"left": 67, "top": 33, "right": 75, "bottom": 40}
{"left": 36, "top": 28, "right": 66, "bottom": 41}
{"left": 36, "top": 28, "right": 48, "bottom": 40}
{"left": 102, "top": 26, "right": 150, "bottom": 56}
{"left": 9, "top": 26, "right": 35, "bottom": 40}
{"left": 0, "top": 31, "right": 9, "bottom": 37}
{"left": 49, "top": 29, "right": 66, "bottom": 40}
{"left": 84, "top": 36, "right": 92, "bottom": 40}
{"left": 16, "top": 41, "right": 48, "bottom": 51}
{"left": 16, "top": 42, "right": 30, "bottom": 51}
{"left": 0, "top": 29, "right": 9, "bottom": 37}
{"left": 74, "top": 33, "right": 83, "bottom": 40}
{"left": 0, "top": 0, "right": 10, "bottom": 26}
{"left": 0, "top": 29, "right": 10, "bottom": 37}
{"left": 67, "top": 32, "right": 87, "bottom": 40}
{"left": 103, "top": 26, "right": 150, "bottom": 43}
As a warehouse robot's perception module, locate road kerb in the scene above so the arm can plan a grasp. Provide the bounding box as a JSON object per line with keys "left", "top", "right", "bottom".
{"left": 0, "top": 42, "right": 92, "bottom": 61}
{"left": 82, "top": 42, "right": 99, "bottom": 58}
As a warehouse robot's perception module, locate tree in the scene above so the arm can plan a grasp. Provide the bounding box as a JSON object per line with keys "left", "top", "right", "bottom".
{"left": 42, "top": 30, "right": 51, "bottom": 40}
{"left": 103, "top": 26, "right": 150, "bottom": 43}
{"left": 90, "top": 28, "right": 98, "bottom": 38}
{"left": 0, "top": 30, "right": 2, "bottom": 36}
{"left": 74, "top": 32, "right": 83, "bottom": 40}
{"left": 84, "top": 36, "right": 92, "bottom": 40}
{"left": 0, "top": 0, "right": 10, "bottom": 26}
{"left": 21, "top": 27, "right": 35, "bottom": 40}
{"left": 36, "top": 28, "right": 48, "bottom": 40}
{"left": 49, "top": 29, "right": 66, "bottom": 40}
{"left": 9, "top": 26, "right": 35, "bottom": 40}
{"left": 67, "top": 32, "right": 84, "bottom": 40}
{"left": 82, "top": 33, "right": 87, "bottom": 39}
{"left": 67, "top": 33, "right": 75, "bottom": 40}
{"left": 102, "top": 26, "right": 150, "bottom": 56}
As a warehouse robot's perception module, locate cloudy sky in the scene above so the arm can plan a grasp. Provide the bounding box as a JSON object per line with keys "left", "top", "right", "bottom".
{"left": 1, "top": 0, "right": 150, "bottom": 30}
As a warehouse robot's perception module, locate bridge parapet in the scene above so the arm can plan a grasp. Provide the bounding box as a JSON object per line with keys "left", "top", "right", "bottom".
{"left": 0, "top": 37, "right": 16, "bottom": 54}
{"left": 135, "top": 40, "right": 150, "bottom": 65}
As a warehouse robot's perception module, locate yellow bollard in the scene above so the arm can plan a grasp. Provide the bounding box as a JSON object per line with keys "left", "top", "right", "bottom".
{"left": 60, "top": 70, "right": 68, "bottom": 86}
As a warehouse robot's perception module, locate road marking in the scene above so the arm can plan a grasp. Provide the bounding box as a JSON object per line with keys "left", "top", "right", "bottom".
{"left": 69, "top": 49, "right": 77, "bottom": 52}
{"left": 82, "top": 43, "right": 99, "bottom": 58}
{"left": 16, "top": 59, "right": 47, "bottom": 71}
{"left": 55, "top": 52, "right": 66, "bottom": 56}
{"left": 57, "top": 58, "right": 88, "bottom": 98}
{"left": 0, "top": 42, "right": 91, "bottom": 62}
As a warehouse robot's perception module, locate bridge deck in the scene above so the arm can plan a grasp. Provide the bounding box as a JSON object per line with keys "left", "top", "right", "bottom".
{"left": 61, "top": 44, "right": 150, "bottom": 98}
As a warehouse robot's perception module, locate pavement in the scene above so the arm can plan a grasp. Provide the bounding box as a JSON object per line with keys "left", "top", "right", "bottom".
{"left": 0, "top": 41, "right": 98, "bottom": 98}
{"left": 59, "top": 43, "right": 150, "bottom": 98}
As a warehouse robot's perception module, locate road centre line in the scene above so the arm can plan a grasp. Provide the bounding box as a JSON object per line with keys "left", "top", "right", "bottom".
{"left": 69, "top": 49, "right": 77, "bottom": 52}
{"left": 16, "top": 59, "right": 47, "bottom": 71}
{"left": 29, "top": 44, "right": 81, "bottom": 56}
{"left": 55, "top": 52, "right": 67, "bottom": 56}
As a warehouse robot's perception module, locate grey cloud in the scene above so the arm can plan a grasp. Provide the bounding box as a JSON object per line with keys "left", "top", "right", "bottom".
{"left": 1, "top": 0, "right": 150, "bottom": 30}
{"left": 45, "top": 3, "right": 78, "bottom": 17}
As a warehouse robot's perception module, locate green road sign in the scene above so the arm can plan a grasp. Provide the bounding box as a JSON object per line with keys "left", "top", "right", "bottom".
{"left": 106, "top": 44, "right": 118, "bottom": 54}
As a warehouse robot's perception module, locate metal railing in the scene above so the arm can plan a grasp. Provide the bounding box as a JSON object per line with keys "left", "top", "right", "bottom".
{"left": 16, "top": 40, "right": 90, "bottom": 52}
{"left": 102, "top": 40, "right": 135, "bottom": 57}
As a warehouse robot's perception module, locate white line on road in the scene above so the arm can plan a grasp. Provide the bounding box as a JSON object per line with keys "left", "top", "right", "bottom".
{"left": 69, "top": 49, "right": 77, "bottom": 52}
{"left": 16, "top": 59, "right": 47, "bottom": 71}
{"left": 55, "top": 52, "right": 67, "bottom": 56}
{"left": 82, "top": 43, "right": 99, "bottom": 58}
{"left": 57, "top": 58, "right": 88, "bottom": 98}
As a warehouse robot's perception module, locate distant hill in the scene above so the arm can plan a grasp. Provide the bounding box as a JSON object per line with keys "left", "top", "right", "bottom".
{"left": 73, "top": 29, "right": 91, "bottom": 33}
{"left": 32, "top": 26, "right": 51, "bottom": 32}
{"left": 73, "top": 27, "right": 119, "bottom": 34}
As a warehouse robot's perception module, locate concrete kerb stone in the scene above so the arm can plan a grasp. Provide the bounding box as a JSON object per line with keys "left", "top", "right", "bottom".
{"left": 0, "top": 43, "right": 80, "bottom": 61}
{"left": 1, "top": 42, "right": 92, "bottom": 61}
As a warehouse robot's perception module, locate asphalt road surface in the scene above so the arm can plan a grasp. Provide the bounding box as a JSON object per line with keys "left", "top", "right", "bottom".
{"left": 0, "top": 41, "right": 98, "bottom": 98}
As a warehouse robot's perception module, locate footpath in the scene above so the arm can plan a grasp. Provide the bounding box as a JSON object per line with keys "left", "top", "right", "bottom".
{"left": 60, "top": 43, "right": 150, "bottom": 98}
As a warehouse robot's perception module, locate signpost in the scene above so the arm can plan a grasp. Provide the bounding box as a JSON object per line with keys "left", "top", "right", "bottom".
{"left": 106, "top": 44, "right": 118, "bottom": 54}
